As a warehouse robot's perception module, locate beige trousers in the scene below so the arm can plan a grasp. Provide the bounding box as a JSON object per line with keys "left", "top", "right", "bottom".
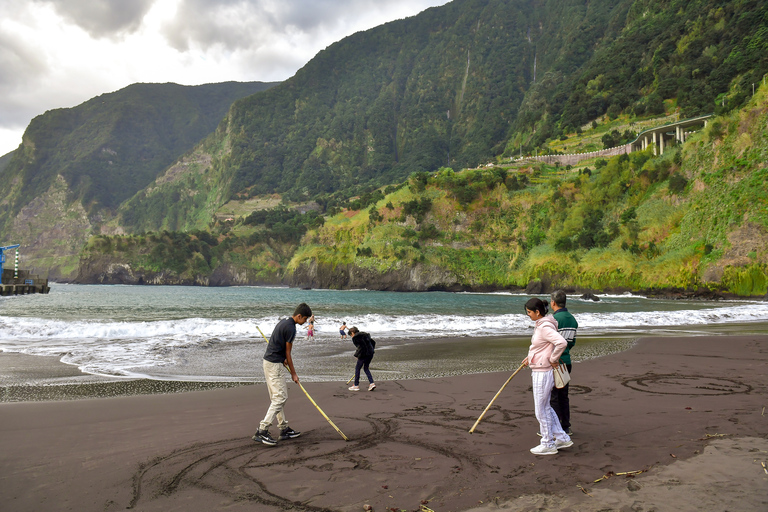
{"left": 260, "top": 359, "right": 289, "bottom": 431}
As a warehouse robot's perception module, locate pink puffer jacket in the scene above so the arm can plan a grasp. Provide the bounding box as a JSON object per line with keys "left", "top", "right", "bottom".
{"left": 527, "top": 315, "right": 567, "bottom": 371}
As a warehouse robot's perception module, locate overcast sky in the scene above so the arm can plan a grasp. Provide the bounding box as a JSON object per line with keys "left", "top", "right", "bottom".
{"left": 0, "top": 0, "right": 451, "bottom": 156}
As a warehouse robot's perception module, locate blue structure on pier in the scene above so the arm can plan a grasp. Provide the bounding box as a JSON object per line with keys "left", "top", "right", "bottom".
{"left": 0, "top": 244, "right": 20, "bottom": 276}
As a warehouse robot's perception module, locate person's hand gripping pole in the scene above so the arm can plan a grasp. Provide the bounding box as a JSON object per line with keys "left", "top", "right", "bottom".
{"left": 257, "top": 326, "right": 349, "bottom": 441}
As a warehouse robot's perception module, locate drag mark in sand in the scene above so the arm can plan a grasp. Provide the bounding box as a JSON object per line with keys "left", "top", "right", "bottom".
{"left": 622, "top": 374, "right": 751, "bottom": 395}
{"left": 127, "top": 403, "right": 500, "bottom": 510}
{"left": 567, "top": 384, "right": 592, "bottom": 395}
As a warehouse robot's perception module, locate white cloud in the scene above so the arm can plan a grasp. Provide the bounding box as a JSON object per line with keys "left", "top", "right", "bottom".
{"left": 0, "top": 0, "right": 451, "bottom": 156}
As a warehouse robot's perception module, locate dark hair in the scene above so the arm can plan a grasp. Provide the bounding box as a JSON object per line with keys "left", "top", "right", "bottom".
{"left": 550, "top": 290, "right": 567, "bottom": 308}
{"left": 524, "top": 297, "right": 548, "bottom": 316}
{"left": 294, "top": 303, "right": 313, "bottom": 318}
{"left": 348, "top": 326, "right": 359, "bottom": 335}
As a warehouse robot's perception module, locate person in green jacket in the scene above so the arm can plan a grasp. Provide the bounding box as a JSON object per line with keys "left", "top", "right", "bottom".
{"left": 549, "top": 290, "right": 578, "bottom": 435}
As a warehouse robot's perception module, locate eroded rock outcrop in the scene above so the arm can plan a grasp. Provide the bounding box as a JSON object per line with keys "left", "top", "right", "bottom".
{"left": 285, "top": 259, "right": 505, "bottom": 292}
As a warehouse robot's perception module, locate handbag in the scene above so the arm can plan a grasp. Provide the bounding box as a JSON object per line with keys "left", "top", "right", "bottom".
{"left": 553, "top": 363, "right": 571, "bottom": 389}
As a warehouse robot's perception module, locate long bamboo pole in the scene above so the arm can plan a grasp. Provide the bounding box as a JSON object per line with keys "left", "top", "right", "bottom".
{"left": 257, "top": 326, "right": 349, "bottom": 441}
{"left": 469, "top": 362, "right": 527, "bottom": 433}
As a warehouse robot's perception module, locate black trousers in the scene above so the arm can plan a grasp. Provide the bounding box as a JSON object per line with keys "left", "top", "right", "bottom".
{"left": 354, "top": 355, "right": 374, "bottom": 385}
{"left": 550, "top": 363, "right": 572, "bottom": 430}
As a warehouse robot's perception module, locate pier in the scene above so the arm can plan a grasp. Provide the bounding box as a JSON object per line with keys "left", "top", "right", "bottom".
{"left": 0, "top": 245, "right": 50, "bottom": 296}
{"left": 1, "top": 269, "right": 50, "bottom": 295}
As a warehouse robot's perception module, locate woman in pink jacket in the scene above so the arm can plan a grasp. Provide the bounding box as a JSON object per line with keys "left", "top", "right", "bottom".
{"left": 521, "top": 297, "right": 573, "bottom": 455}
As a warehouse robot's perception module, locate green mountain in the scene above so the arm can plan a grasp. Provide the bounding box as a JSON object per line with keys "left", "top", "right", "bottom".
{"left": 285, "top": 83, "right": 768, "bottom": 297}
{"left": 123, "top": 0, "right": 768, "bottom": 233}
{"left": 78, "top": 84, "right": 768, "bottom": 297}
{"left": 6, "top": 0, "right": 768, "bottom": 292}
{"left": 0, "top": 81, "right": 277, "bottom": 277}
{"left": 0, "top": 150, "right": 13, "bottom": 175}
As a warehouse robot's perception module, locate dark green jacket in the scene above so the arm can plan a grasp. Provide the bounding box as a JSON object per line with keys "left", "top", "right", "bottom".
{"left": 553, "top": 308, "right": 578, "bottom": 364}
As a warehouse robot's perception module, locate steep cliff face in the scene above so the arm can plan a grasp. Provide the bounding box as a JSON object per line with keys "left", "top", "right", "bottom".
{"left": 10, "top": 175, "right": 91, "bottom": 280}
{"left": 285, "top": 259, "right": 508, "bottom": 292}
{"left": 76, "top": 257, "right": 207, "bottom": 286}
{"left": 75, "top": 255, "right": 283, "bottom": 287}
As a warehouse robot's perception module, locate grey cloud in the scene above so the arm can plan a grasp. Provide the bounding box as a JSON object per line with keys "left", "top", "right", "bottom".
{"left": 0, "top": 30, "right": 47, "bottom": 89}
{"left": 162, "top": 0, "right": 269, "bottom": 52}
{"left": 0, "top": 28, "right": 50, "bottom": 126}
{"left": 162, "top": 0, "right": 443, "bottom": 52}
{"left": 34, "top": 0, "right": 155, "bottom": 38}
{"left": 0, "top": 12, "right": 110, "bottom": 132}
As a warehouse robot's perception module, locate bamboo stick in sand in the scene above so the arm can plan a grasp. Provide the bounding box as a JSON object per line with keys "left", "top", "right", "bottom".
{"left": 469, "top": 362, "right": 526, "bottom": 433}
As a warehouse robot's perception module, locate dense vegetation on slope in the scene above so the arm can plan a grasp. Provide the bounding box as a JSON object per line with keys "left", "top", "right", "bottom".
{"left": 115, "top": 132, "right": 232, "bottom": 233}
{"left": 80, "top": 85, "right": 768, "bottom": 296}
{"left": 513, "top": 0, "right": 768, "bottom": 151}
{"left": 287, "top": 84, "right": 768, "bottom": 296}
{"left": 122, "top": 0, "right": 634, "bottom": 232}
{"left": 0, "top": 150, "right": 13, "bottom": 174}
{"left": 125, "top": 0, "right": 768, "bottom": 234}
{"left": 220, "top": 0, "right": 634, "bottom": 196}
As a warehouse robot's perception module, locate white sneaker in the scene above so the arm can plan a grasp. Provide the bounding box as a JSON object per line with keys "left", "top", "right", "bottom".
{"left": 530, "top": 444, "right": 558, "bottom": 455}
{"left": 555, "top": 439, "right": 573, "bottom": 449}
{"left": 368, "top": 383, "right": 376, "bottom": 391}
{"left": 348, "top": 385, "right": 360, "bottom": 391}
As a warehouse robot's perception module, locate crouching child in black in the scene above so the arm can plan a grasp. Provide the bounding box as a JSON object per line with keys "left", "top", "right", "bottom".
{"left": 348, "top": 327, "right": 376, "bottom": 391}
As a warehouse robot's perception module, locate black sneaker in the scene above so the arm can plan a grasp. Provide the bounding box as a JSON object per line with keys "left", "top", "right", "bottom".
{"left": 279, "top": 427, "right": 301, "bottom": 440}
{"left": 252, "top": 429, "right": 277, "bottom": 446}
{"left": 566, "top": 427, "right": 573, "bottom": 436}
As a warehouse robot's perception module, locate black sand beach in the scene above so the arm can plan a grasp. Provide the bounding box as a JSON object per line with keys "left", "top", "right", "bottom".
{"left": 1, "top": 334, "right": 767, "bottom": 511}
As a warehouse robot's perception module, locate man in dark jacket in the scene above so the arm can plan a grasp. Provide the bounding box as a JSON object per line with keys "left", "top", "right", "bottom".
{"left": 348, "top": 326, "right": 376, "bottom": 391}
{"left": 550, "top": 290, "right": 577, "bottom": 435}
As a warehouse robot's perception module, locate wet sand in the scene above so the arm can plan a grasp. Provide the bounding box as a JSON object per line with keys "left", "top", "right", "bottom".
{"left": 0, "top": 333, "right": 638, "bottom": 393}
{"left": 0, "top": 352, "right": 251, "bottom": 401}
{"left": 1, "top": 334, "right": 767, "bottom": 511}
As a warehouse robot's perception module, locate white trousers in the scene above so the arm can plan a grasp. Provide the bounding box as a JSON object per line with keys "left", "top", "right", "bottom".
{"left": 260, "top": 360, "right": 289, "bottom": 431}
{"left": 532, "top": 370, "right": 570, "bottom": 448}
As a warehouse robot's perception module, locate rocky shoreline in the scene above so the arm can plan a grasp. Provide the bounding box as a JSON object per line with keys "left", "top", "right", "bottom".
{"left": 68, "top": 256, "right": 768, "bottom": 301}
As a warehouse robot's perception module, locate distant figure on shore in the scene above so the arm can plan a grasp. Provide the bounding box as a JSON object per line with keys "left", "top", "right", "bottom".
{"left": 306, "top": 315, "right": 315, "bottom": 340}
{"left": 550, "top": 290, "right": 578, "bottom": 435}
{"left": 521, "top": 297, "right": 572, "bottom": 456}
{"left": 253, "top": 302, "right": 312, "bottom": 447}
{"left": 348, "top": 326, "right": 376, "bottom": 391}
{"left": 339, "top": 322, "right": 348, "bottom": 339}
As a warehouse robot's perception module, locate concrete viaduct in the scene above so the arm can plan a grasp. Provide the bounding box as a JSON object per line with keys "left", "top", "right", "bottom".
{"left": 514, "top": 114, "right": 713, "bottom": 167}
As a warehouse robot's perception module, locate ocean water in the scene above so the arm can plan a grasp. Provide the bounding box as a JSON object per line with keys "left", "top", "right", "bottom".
{"left": 1, "top": 284, "right": 767, "bottom": 383}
